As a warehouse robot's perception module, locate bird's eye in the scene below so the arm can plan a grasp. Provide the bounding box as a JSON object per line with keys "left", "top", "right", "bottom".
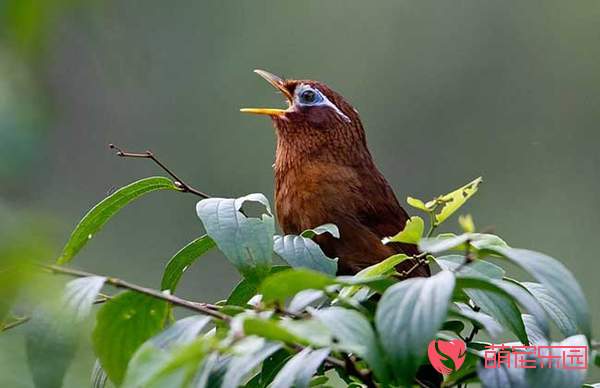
{"left": 300, "top": 89, "right": 317, "bottom": 104}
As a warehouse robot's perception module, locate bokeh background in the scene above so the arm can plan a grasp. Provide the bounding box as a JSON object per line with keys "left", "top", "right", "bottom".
{"left": 1, "top": 0, "right": 598, "bottom": 386}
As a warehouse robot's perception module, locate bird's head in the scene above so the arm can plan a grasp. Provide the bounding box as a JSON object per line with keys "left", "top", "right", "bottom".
{"left": 241, "top": 70, "right": 370, "bottom": 165}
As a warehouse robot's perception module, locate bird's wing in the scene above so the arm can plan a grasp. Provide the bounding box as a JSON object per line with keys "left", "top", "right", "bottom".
{"left": 354, "top": 168, "right": 430, "bottom": 276}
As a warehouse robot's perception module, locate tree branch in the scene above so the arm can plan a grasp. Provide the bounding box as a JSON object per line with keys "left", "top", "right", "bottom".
{"left": 41, "top": 263, "right": 375, "bottom": 386}
{"left": 109, "top": 144, "right": 210, "bottom": 199}
{"left": 42, "top": 264, "right": 229, "bottom": 321}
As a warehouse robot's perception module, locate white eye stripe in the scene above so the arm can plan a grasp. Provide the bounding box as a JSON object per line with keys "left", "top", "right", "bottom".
{"left": 295, "top": 84, "right": 351, "bottom": 123}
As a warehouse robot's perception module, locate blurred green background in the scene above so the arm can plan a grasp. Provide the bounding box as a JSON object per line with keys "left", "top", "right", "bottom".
{"left": 1, "top": 0, "right": 598, "bottom": 386}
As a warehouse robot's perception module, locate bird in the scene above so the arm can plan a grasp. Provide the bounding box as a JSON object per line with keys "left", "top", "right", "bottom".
{"left": 241, "top": 70, "right": 430, "bottom": 277}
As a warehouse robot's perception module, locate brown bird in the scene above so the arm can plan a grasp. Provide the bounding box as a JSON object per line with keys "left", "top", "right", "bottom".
{"left": 242, "top": 70, "right": 430, "bottom": 277}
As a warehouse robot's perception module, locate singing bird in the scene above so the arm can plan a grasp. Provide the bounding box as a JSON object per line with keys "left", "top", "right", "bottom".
{"left": 241, "top": 70, "right": 430, "bottom": 277}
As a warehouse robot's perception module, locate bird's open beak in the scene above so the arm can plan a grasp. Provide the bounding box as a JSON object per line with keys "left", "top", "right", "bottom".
{"left": 240, "top": 69, "right": 292, "bottom": 117}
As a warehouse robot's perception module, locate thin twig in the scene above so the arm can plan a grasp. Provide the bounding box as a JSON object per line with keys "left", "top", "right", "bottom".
{"left": 42, "top": 263, "right": 371, "bottom": 385}
{"left": 398, "top": 252, "right": 429, "bottom": 279}
{"left": 42, "top": 264, "right": 229, "bottom": 321}
{"left": 342, "top": 353, "right": 377, "bottom": 388}
{"left": 1, "top": 316, "right": 31, "bottom": 332}
{"left": 109, "top": 144, "right": 210, "bottom": 199}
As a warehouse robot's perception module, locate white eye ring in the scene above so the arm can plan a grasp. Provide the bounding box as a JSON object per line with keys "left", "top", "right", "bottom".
{"left": 294, "top": 84, "right": 351, "bottom": 123}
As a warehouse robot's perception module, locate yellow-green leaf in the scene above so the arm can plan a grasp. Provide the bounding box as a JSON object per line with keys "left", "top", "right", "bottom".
{"left": 406, "top": 197, "right": 430, "bottom": 212}
{"left": 458, "top": 214, "right": 475, "bottom": 233}
{"left": 434, "top": 177, "right": 482, "bottom": 226}
{"left": 383, "top": 216, "right": 424, "bottom": 245}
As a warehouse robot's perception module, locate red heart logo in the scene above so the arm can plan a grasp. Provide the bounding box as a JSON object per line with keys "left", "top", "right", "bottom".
{"left": 427, "top": 339, "right": 467, "bottom": 375}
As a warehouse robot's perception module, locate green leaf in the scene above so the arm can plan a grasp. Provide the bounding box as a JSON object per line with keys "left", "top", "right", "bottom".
{"left": 63, "top": 276, "right": 106, "bottom": 321}
{"left": 382, "top": 216, "right": 424, "bottom": 244}
{"left": 476, "top": 357, "right": 525, "bottom": 388}
{"left": 26, "top": 308, "right": 78, "bottom": 388}
{"left": 92, "top": 291, "right": 170, "bottom": 385}
{"left": 313, "top": 307, "right": 389, "bottom": 382}
{"left": 434, "top": 177, "right": 482, "bottom": 225}
{"left": 242, "top": 318, "right": 320, "bottom": 346}
{"left": 337, "top": 254, "right": 408, "bottom": 300}
{"left": 419, "top": 233, "right": 472, "bottom": 254}
{"left": 455, "top": 277, "right": 549, "bottom": 344}
{"left": 58, "top": 177, "right": 178, "bottom": 264}
{"left": 226, "top": 266, "right": 289, "bottom": 307}
{"left": 288, "top": 290, "right": 324, "bottom": 314}
{"left": 91, "top": 360, "right": 108, "bottom": 388}
{"left": 273, "top": 234, "right": 337, "bottom": 276}
{"left": 122, "top": 316, "right": 211, "bottom": 388}
{"left": 221, "top": 342, "right": 281, "bottom": 388}
{"left": 161, "top": 235, "right": 216, "bottom": 292}
{"left": 484, "top": 247, "right": 591, "bottom": 338}
{"left": 458, "top": 214, "right": 475, "bottom": 233}
{"left": 419, "top": 233, "right": 508, "bottom": 254}
{"left": 522, "top": 314, "right": 548, "bottom": 346}
{"left": 434, "top": 255, "right": 505, "bottom": 279}
{"left": 406, "top": 196, "right": 430, "bottom": 212}
{"left": 375, "top": 270, "right": 456, "bottom": 384}
{"left": 521, "top": 282, "right": 578, "bottom": 337}
{"left": 259, "top": 268, "right": 335, "bottom": 305}
{"left": 450, "top": 303, "right": 503, "bottom": 339}
{"left": 270, "top": 347, "right": 330, "bottom": 388}
{"left": 300, "top": 224, "right": 340, "bottom": 239}
{"left": 525, "top": 335, "right": 588, "bottom": 387}
{"left": 196, "top": 194, "right": 275, "bottom": 280}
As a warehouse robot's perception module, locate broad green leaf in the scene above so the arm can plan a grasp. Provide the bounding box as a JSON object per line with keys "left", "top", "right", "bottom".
{"left": 419, "top": 233, "right": 508, "bottom": 254}
{"left": 521, "top": 282, "right": 578, "bottom": 337}
{"left": 252, "top": 349, "right": 293, "bottom": 388}
{"left": 123, "top": 316, "right": 211, "bottom": 388}
{"left": 270, "top": 347, "right": 330, "bottom": 388}
{"left": 382, "top": 216, "right": 424, "bottom": 244}
{"left": 375, "top": 270, "right": 456, "bottom": 384}
{"left": 419, "top": 234, "right": 472, "bottom": 254}
{"left": 273, "top": 234, "right": 337, "bottom": 276}
{"left": 161, "top": 235, "right": 216, "bottom": 292}
{"left": 313, "top": 307, "right": 389, "bottom": 382}
{"left": 456, "top": 277, "right": 549, "bottom": 344}
{"left": 93, "top": 291, "right": 170, "bottom": 385}
{"left": 485, "top": 247, "right": 591, "bottom": 338}
{"left": 450, "top": 303, "right": 503, "bottom": 339}
{"left": 58, "top": 177, "right": 178, "bottom": 264}
{"left": 243, "top": 318, "right": 309, "bottom": 345}
{"left": 476, "top": 357, "right": 525, "bottom": 388}
{"left": 63, "top": 276, "right": 106, "bottom": 321}
{"left": 226, "top": 266, "right": 288, "bottom": 307}
{"left": 288, "top": 290, "right": 324, "bottom": 314}
{"left": 434, "top": 177, "right": 482, "bottom": 225}
{"left": 143, "top": 337, "right": 213, "bottom": 387}
{"left": 434, "top": 255, "right": 505, "bottom": 279}
{"left": 26, "top": 307, "right": 78, "bottom": 388}
{"left": 525, "top": 335, "right": 588, "bottom": 387}
{"left": 300, "top": 224, "right": 340, "bottom": 239}
{"left": 259, "top": 268, "right": 335, "bottom": 304}
{"left": 522, "top": 314, "right": 548, "bottom": 346}
{"left": 196, "top": 194, "right": 275, "bottom": 280}
{"left": 241, "top": 317, "right": 331, "bottom": 347}
{"left": 337, "top": 254, "right": 408, "bottom": 300}
{"left": 221, "top": 342, "right": 281, "bottom": 388}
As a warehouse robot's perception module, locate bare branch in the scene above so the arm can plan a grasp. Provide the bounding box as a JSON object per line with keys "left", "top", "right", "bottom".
{"left": 42, "top": 263, "right": 229, "bottom": 321}
{"left": 109, "top": 143, "right": 211, "bottom": 199}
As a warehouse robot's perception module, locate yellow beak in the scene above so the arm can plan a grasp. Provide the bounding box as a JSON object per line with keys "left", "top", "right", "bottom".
{"left": 240, "top": 69, "right": 292, "bottom": 117}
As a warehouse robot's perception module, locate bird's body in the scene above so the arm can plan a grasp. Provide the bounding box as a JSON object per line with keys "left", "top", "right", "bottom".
{"left": 243, "top": 71, "right": 429, "bottom": 277}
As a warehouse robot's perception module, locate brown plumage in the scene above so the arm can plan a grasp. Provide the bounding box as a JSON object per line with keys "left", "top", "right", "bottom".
{"left": 242, "top": 70, "right": 430, "bottom": 277}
